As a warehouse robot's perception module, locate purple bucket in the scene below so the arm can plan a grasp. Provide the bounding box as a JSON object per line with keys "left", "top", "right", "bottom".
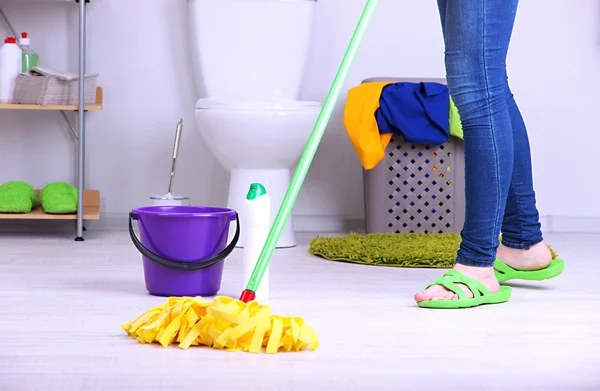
{"left": 128, "top": 205, "right": 239, "bottom": 297}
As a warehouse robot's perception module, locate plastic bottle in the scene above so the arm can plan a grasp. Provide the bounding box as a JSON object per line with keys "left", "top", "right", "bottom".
{"left": 19, "top": 32, "right": 39, "bottom": 73}
{"left": 242, "top": 183, "right": 271, "bottom": 301}
{"left": 0, "top": 37, "right": 22, "bottom": 103}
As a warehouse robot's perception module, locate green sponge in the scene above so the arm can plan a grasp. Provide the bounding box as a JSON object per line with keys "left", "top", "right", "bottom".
{"left": 40, "top": 181, "right": 78, "bottom": 214}
{"left": 0, "top": 181, "right": 38, "bottom": 213}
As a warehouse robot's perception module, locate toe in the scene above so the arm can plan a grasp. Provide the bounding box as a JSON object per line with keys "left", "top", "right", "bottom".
{"left": 414, "top": 291, "right": 431, "bottom": 303}
{"left": 414, "top": 287, "right": 439, "bottom": 302}
{"left": 443, "top": 291, "right": 456, "bottom": 300}
{"left": 414, "top": 285, "right": 448, "bottom": 302}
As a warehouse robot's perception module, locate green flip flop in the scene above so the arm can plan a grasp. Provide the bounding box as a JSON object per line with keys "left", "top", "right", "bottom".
{"left": 417, "top": 269, "right": 512, "bottom": 309}
{"left": 494, "top": 258, "right": 565, "bottom": 283}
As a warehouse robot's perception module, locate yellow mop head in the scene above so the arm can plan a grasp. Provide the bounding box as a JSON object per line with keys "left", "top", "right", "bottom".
{"left": 122, "top": 296, "right": 319, "bottom": 354}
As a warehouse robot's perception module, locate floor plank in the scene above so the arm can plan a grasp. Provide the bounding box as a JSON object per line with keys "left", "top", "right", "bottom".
{"left": 0, "top": 231, "right": 598, "bottom": 391}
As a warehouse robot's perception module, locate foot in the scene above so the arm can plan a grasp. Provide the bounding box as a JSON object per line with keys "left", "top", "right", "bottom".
{"left": 414, "top": 264, "right": 500, "bottom": 303}
{"left": 496, "top": 241, "right": 552, "bottom": 271}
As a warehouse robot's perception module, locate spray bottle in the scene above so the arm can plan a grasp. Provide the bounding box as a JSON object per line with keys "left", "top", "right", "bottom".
{"left": 242, "top": 183, "right": 270, "bottom": 301}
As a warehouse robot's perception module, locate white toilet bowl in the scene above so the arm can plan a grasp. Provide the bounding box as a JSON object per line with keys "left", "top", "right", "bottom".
{"left": 188, "top": 0, "right": 319, "bottom": 248}
{"left": 196, "top": 99, "right": 321, "bottom": 248}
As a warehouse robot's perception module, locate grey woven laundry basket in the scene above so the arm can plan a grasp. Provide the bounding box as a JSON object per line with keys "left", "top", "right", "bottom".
{"left": 361, "top": 77, "right": 466, "bottom": 235}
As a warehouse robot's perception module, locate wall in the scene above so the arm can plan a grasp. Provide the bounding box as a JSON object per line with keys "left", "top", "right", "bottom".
{"left": 0, "top": 0, "right": 598, "bottom": 232}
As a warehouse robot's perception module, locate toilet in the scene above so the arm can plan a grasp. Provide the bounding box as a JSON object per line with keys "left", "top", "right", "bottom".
{"left": 188, "top": 0, "right": 322, "bottom": 248}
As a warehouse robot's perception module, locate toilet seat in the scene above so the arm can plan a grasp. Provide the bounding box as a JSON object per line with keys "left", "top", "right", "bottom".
{"left": 196, "top": 99, "right": 321, "bottom": 112}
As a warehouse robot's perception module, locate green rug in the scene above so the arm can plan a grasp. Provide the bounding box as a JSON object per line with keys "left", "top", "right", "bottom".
{"left": 308, "top": 232, "right": 558, "bottom": 269}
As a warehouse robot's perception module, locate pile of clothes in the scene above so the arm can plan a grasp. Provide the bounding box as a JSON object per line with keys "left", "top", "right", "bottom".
{"left": 344, "top": 81, "right": 463, "bottom": 170}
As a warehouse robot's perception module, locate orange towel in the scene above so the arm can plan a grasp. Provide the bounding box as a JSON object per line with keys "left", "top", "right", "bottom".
{"left": 343, "top": 81, "right": 394, "bottom": 170}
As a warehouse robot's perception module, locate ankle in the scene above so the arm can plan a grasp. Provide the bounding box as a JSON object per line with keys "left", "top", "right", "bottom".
{"left": 499, "top": 241, "right": 550, "bottom": 255}
{"left": 454, "top": 263, "right": 496, "bottom": 278}
{"left": 499, "top": 239, "right": 547, "bottom": 252}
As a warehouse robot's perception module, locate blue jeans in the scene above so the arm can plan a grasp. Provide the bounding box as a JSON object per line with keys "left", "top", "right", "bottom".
{"left": 437, "top": 0, "right": 544, "bottom": 268}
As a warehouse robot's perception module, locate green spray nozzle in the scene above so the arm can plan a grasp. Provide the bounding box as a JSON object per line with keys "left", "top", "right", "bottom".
{"left": 246, "top": 183, "right": 267, "bottom": 201}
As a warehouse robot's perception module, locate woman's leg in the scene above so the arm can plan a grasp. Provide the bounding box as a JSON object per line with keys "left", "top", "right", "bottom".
{"left": 497, "top": 86, "right": 553, "bottom": 269}
{"left": 440, "top": 0, "right": 550, "bottom": 269}
{"left": 416, "top": 0, "right": 518, "bottom": 302}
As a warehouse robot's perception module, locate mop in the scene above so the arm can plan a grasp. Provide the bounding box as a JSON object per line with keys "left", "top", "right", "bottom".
{"left": 122, "top": 0, "right": 380, "bottom": 354}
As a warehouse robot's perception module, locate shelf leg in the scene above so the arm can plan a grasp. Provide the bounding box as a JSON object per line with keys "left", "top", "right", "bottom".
{"left": 0, "top": 7, "right": 20, "bottom": 46}
{"left": 60, "top": 111, "right": 79, "bottom": 140}
{"left": 75, "top": 0, "right": 87, "bottom": 242}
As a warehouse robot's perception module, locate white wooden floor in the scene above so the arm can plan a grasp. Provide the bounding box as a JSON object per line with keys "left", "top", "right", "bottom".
{"left": 1, "top": 229, "right": 599, "bottom": 391}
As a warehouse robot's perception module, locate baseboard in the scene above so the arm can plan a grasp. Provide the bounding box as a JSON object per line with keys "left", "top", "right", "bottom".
{"left": 0, "top": 213, "right": 128, "bottom": 235}
{"left": 540, "top": 215, "right": 600, "bottom": 234}
{"left": 0, "top": 213, "right": 365, "bottom": 234}
{"left": 292, "top": 215, "right": 365, "bottom": 233}
{"left": 291, "top": 214, "right": 600, "bottom": 234}
{"left": 0, "top": 213, "right": 598, "bottom": 235}
{"left": 293, "top": 215, "right": 600, "bottom": 235}
{"left": 91, "top": 213, "right": 366, "bottom": 233}
{"left": 86, "top": 213, "right": 130, "bottom": 231}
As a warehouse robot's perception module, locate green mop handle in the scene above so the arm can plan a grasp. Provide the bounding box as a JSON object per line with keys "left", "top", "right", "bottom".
{"left": 239, "top": 0, "right": 380, "bottom": 302}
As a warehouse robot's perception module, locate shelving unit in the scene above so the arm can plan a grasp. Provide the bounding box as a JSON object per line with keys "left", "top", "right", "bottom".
{"left": 0, "top": 0, "right": 102, "bottom": 241}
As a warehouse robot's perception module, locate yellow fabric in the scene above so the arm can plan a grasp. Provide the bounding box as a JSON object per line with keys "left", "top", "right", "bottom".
{"left": 344, "top": 81, "right": 394, "bottom": 170}
{"left": 122, "top": 296, "right": 319, "bottom": 354}
{"left": 343, "top": 82, "right": 464, "bottom": 170}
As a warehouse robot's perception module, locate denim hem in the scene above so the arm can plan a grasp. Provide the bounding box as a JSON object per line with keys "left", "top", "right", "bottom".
{"left": 500, "top": 236, "right": 543, "bottom": 250}
{"left": 455, "top": 257, "right": 495, "bottom": 268}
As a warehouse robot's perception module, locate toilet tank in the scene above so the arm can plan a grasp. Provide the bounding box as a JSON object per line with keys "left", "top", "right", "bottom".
{"left": 189, "top": 0, "right": 317, "bottom": 101}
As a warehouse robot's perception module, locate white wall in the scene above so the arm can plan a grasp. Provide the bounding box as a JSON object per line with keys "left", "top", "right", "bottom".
{"left": 0, "top": 0, "right": 598, "bottom": 232}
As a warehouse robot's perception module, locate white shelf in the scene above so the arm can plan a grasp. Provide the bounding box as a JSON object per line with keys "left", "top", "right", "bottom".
{"left": 0, "top": 87, "right": 103, "bottom": 111}
{"left": 0, "top": 190, "right": 100, "bottom": 220}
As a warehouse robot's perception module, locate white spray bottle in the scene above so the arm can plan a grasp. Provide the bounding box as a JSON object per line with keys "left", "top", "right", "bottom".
{"left": 242, "top": 183, "right": 270, "bottom": 301}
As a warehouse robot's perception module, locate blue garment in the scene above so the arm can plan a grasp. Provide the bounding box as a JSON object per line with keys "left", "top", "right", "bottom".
{"left": 375, "top": 81, "right": 450, "bottom": 146}
{"left": 437, "top": 0, "right": 543, "bottom": 268}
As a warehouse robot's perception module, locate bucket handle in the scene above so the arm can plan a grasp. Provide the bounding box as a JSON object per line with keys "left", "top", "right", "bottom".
{"left": 128, "top": 212, "right": 240, "bottom": 271}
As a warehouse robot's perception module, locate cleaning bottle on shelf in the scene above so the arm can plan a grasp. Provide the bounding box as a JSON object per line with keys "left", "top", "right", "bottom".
{"left": 0, "top": 37, "right": 22, "bottom": 103}
{"left": 242, "top": 183, "right": 271, "bottom": 301}
{"left": 19, "top": 32, "right": 38, "bottom": 73}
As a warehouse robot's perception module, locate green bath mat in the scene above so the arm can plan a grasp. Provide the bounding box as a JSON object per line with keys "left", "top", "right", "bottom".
{"left": 308, "top": 232, "right": 558, "bottom": 269}
{"left": 309, "top": 232, "right": 461, "bottom": 268}
{"left": 0, "top": 181, "right": 39, "bottom": 213}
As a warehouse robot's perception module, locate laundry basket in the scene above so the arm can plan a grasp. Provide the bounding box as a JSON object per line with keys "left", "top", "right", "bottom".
{"left": 361, "top": 77, "right": 466, "bottom": 235}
